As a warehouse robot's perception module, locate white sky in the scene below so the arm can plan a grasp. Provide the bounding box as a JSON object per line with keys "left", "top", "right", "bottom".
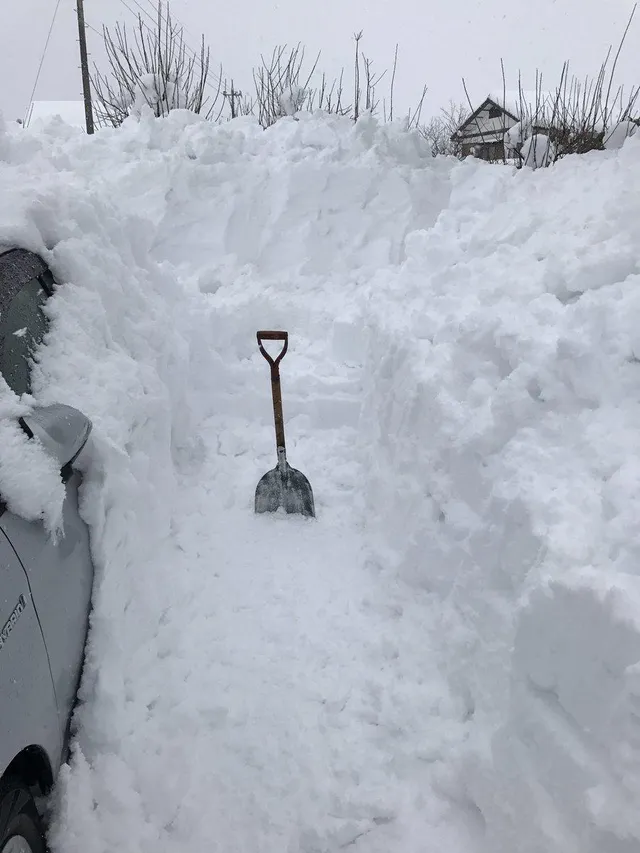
{"left": 1, "top": 0, "right": 639, "bottom": 123}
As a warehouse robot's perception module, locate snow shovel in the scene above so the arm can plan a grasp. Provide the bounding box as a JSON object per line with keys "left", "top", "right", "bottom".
{"left": 255, "top": 331, "right": 315, "bottom": 518}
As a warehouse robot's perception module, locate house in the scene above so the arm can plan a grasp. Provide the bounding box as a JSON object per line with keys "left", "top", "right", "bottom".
{"left": 452, "top": 91, "right": 553, "bottom": 161}
{"left": 23, "top": 100, "right": 90, "bottom": 131}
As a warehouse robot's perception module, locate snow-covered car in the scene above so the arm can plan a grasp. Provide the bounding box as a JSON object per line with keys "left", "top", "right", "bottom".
{"left": 0, "top": 248, "right": 94, "bottom": 853}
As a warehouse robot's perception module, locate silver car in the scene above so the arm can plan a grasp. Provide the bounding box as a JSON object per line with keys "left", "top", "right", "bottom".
{"left": 0, "top": 248, "right": 94, "bottom": 853}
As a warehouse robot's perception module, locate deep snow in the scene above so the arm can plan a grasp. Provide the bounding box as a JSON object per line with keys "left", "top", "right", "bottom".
{"left": 1, "top": 107, "right": 640, "bottom": 852}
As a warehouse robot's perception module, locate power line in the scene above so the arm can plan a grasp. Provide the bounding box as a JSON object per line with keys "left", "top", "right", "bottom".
{"left": 28, "top": 0, "right": 63, "bottom": 107}
{"left": 85, "top": 20, "right": 103, "bottom": 39}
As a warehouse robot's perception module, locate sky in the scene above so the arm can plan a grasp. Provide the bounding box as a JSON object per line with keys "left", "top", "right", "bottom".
{"left": 1, "top": 0, "right": 639, "bottom": 124}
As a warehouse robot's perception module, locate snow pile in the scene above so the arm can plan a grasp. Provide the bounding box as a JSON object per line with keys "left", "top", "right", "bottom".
{"left": 504, "top": 119, "right": 525, "bottom": 155}
{"left": 604, "top": 119, "right": 638, "bottom": 150}
{"left": 279, "top": 84, "right": 307, "bottom": 117}
{"left": 0, "top": 386, "right": 66, "bottom": 535}
{"left": 360, "top": 142, "right": 640, "bottom": 850}
{"left": 2, "top": 106, "right": 640, "bottom": 852}
{"left": 520, "top": 132, "right": 555, "bottom": 168}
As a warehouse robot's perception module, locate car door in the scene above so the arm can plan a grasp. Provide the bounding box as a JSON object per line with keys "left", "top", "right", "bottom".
{"left": 0, "top": 528, "right": 61, "bottom": 776}
{"left": 0, "top": 478, "right": 93, "bottom": 729}
{"left": 0, "top": 249, "right": 94, "bottom": 728}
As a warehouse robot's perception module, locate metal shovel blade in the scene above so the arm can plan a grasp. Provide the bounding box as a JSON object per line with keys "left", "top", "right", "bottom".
{"left": 255, "top": 461, "right": 315, "bottom": 517}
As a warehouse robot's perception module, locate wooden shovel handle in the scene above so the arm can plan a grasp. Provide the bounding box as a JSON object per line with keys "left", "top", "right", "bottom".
{"left": 257, "top": 331, "right": 288, "bottom": 453}
{"left": 257, "top": 331, "right": 288, "bottom": 367}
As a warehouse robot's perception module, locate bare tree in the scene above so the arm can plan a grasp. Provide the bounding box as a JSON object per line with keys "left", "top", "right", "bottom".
{"left": 501, "top": 34, "right": 640, "bottom": 167}
{"left": 251, "top": 40, "right": 362, "bottom": 128}
{"left": 92, "top": 13, "right": 429, "bottom": 135}
{"left": 462, "top": 4, "right": 640, "bottom": 168}
{"left": 544, "top": 44, "right": 640, "bottom": 160}
{"left": 91, "top": 1, "right": 222, "bottom": 127}
{"left": 251, "top": 34, "right": 426, "bottom": 130}
{"left": 419, "top": 102, "right": 468, "bottom": 156}
{"left": 252, "top": 44, "right": 324, "bottom": 128}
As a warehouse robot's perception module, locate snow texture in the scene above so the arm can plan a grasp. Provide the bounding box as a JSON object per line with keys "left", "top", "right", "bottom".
{"left": 504, "top": 119, "right": 525, "bottom": 153}
{"left": 279, "top": 85, "right": 307, "bottom": 117}
{"left": 604, "top": 120, "right": 638, "bottom": 150}
{"left": 520, "top": 132, "right": 555, "bottom": 168}
{"left": 2, "top": 107, "right": 640, "bottom": 852}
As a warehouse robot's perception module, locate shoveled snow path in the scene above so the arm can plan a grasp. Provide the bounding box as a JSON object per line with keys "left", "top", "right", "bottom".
{"left": 154, "top": 311, "right": 477, "bottom": 851}
{"left": 55, "top": 275, "right": 478, "bottom": 851}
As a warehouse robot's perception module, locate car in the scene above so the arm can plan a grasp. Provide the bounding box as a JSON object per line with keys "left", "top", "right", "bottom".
{"left": 0, "top": 247, "right": 94, "bottom": 853}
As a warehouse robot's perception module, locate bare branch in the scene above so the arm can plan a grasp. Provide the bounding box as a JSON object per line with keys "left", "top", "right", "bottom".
{"left": 91, "top": 1, "right": 221, "bottom": 127}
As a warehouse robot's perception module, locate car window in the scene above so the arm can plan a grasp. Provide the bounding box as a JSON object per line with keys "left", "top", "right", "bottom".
{"left": 0, "top": 276, "right": 49, "bottom": 396}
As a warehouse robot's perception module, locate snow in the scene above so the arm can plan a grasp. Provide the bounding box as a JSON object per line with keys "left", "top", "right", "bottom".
{"left": 604, "top": 120, "right": 638, "bottom": 150}
{"left": 504, "top": 119, "right": 525, "bottom": 152}
{"left": 0, "top": 385, "right": 66, "bottom": 535}
{"left": 2, "top": 107, "right": 640, "bottom": 851}
{"left": 128, "top": 73, "right": 192, "bottom": 119}
{"left": 521, "top": 132, "right": 555, "bottom": 168}
{"left": 279, "top": 85, "right": 307, "bottom": 117}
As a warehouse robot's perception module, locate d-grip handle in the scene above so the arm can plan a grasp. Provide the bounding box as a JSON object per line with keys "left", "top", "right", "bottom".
{"left": 257, "top": 331, "right": 288, "bottom": 367}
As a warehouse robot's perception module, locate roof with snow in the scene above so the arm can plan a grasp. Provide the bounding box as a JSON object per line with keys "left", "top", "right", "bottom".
{"left": 486, "top": 90, "right": 555, "bottom": 121}
{"left": 452, "top": 91, "right": 556, "bottom": 143}
{"left": 23, "top": 100, "right": 89, "bottom": 130}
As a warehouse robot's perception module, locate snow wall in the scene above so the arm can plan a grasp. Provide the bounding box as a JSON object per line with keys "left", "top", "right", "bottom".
{"left": 2, "top": 109, "right": 640, "bottom": 851}
{"left": 359, "top": 143, "right": 640, "bottom": 851}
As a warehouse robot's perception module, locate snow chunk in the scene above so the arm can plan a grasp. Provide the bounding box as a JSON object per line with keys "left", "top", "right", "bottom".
{"left": 521, "top": 132, "right": 555, "bottom": 168}
{"left": 0, "top": 388, "right": 64, "bottom": 535}
{"left": 279, "top": 84, "right": 306, "bottom": 117}
{"left": 604, "top": 120, "right": 638, "bottom": 150}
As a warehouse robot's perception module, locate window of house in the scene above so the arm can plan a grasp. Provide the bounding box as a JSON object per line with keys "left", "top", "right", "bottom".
{"left": 0, "top": 276, "right": 49, "bottom": 396}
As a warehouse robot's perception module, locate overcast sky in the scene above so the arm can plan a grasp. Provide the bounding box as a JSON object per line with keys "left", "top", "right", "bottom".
{"left": 1, "top": 0, "right": 639, "bottom": 123}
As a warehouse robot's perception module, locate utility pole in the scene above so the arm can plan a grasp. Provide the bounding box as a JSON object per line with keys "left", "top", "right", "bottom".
{"left": 76, "top": 0, "right": 94, "bottom": 134}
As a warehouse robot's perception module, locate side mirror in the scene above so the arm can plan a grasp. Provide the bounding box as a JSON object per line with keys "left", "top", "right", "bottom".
{"left": 19, "top": 404, "right": 92, "bottom": 469}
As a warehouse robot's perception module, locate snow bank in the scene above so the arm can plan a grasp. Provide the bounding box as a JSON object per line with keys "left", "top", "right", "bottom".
{"left": 4, "top": 105, "right": 640, "bottom": 852}
{"left": 360, "top": 139, "right": 640, "bottom": 849}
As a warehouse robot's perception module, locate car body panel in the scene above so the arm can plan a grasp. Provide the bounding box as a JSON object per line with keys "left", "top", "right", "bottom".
{"left": 0, "top": 528, "right": 62, "bottom": 778}
{"left": 0, "top": 471, "right": 93, "bottom": 730}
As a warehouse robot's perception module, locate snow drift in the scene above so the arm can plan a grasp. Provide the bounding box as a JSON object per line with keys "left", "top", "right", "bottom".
{"left": 360, "top": 144, "right": 640, "bottom": 851}
{"left": 1, "top": 106, "right": 640, "bottom": 852}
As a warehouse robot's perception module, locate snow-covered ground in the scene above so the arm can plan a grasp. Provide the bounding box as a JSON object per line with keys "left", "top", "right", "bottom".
{"left": 2, "top": 107, "right": 640, "bottom": 852}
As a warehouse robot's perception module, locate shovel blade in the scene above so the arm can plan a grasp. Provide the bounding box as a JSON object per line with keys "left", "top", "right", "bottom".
{"left": 255, "top": 462, "right": 315, "bottom": 518}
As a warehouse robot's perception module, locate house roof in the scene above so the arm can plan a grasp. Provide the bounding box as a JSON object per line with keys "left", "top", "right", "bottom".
{"left": 487, "top": 90, "right": 555, "bottom": 121}
{"left": 23, "top": 100, "right": 89, "bottom": 130}
{"left": 452, "top": 90, "right": 556, "bottom": 142}
{"left": 452, "top": 97, "right": 516, "bottom": 142}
